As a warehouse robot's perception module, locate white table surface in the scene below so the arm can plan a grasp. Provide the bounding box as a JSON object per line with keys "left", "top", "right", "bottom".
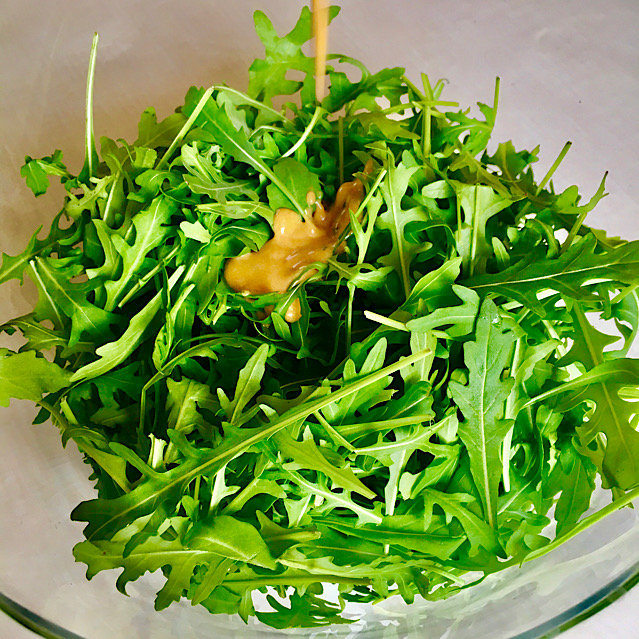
{"left": 1, "top": 1, "right": 638, "bottom": 638}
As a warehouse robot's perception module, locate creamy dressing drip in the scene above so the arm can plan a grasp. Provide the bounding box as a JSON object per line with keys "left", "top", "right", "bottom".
{"left": 224, "top": 169, "right": 369, "bottom": 322}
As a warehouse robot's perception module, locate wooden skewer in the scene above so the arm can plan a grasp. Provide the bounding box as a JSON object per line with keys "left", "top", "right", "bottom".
{"left": 312, "top": 0, "right": 329, "bottom": 102}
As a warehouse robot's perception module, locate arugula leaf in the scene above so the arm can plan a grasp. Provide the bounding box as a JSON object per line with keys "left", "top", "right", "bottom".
{"left": 318, "top": 515, "right": 466, "bottom": 560}
{"left": 256, "top": 590, "right": 351, "bottom": 629}
{"left": 455, "top": 183, "right": 512, "bottom": 277}
{"left": 104, "top": 195, "right": 178, "bottom": 311}
{"left": 248, "top": 6, "right": 339, "bottom": 107}
{"left": 29, "top": 256, "right": 117, "bottom": 347}
{"left": 266, "top": 157, "right": 321, "bottom": 212}
{"left": 70, "top": 267, "right": 185, "bottom": 383}
{"left": 0, "top": 212, "right": 80, "bottom": 285}
{"left": 377, "top": 151, "right": 420, "bottom": 298}
{"left": 549, "top": 305, "right": 639, "bottom": 490}
{"left": 20, "top": 150, "right": 71, "bottom": 196}
{"left": 218, "top": 343, "right": 269, "bottom": 425}
{"left": 422, "top": 489, "right": 502, "bottom": 555}
{"left": 274, "top": 428, "right": 373, "bottom": 498}
{"left": 449, "top": 298, "right": 516, "bottom": 527}
{"left": 135, "top": 107, "right": 187, "bottom": 149}
{"left": 548, "top": 442, "right": 596, "bottom": 536}
{"left": 0, "top": 349, "right": 72, "bottom": 407}
{"left": 465, "top": 234, "right": 639, "bottom": 315}
{"left": 406, "top": 285, "right": 480, "bottom": 337}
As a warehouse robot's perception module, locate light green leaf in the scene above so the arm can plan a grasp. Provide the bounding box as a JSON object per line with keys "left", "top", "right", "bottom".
{"left": 449, "top": 298, "right": 516, "bottom": 527}
{"left": 266, "top": 157, "right": 321, "bottom": 213}
{"left": 0, "top": 349, "right": 72, "bottom": 407}
{"left": 186, "top": 515, "right": 277, "bottom": 570}
{"left": 219, "top": 343, "right": 269, "bottom": 425}
{"left": 180, "top": 220, "right": 211, "bottom": 243}
{"left": 274, "top": 428, "right": 374, "bottom": 498}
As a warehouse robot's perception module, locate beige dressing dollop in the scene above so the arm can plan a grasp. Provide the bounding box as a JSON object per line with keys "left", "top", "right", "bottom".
{"left": 224, "top": 169, "right": 369, "bottom": 322}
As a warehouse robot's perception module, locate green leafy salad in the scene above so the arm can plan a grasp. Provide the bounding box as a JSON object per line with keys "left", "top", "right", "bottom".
{"left": 2, "top": 5, "right": 639, "bottom": 630}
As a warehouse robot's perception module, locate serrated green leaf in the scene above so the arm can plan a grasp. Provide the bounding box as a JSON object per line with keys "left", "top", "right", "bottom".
{"left": 266, "top": 157, "right": 321, "bottom": 213}
{"left": 466, "top": 234, "right": 639, "bottom": 316}
{"left": 449, "top": 298, "right": 516, "bottom": 527}
{"left": 0, "top": 349, "right": 72, "bottom": 407}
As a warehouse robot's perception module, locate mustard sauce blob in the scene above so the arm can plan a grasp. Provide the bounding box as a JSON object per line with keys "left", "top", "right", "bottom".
{"left": 224, "top": 167, "right": 371, "bottom": 322}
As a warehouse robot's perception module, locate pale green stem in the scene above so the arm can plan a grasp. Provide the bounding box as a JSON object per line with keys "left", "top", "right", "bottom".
{"left": 538, "top": 141, "right": 572, "bottom": 193}
{"left": 147, "top": 434, "right": 166, "bottom": 470}
{"left": 492, "top": 77, "right": 500, "bottom": 121}
{"left": 289, "top": 493, "right": 312, "bottom": 528}
{"left": 355, "top": 168, "right": 387, "bottom": 265}
{"left": 518, "top": 141, "right": 572, "bottom": 219}
{"left": 468, "top": 187, "right": 480, "bottom": 278}
{"left": 84, "top": 33, "right": 99, "bottom": 180}
{"left": 193, "top": 475, "right": 201, "bottom": 503}
{"left": 339, "top": 415, "right": 427, "bottom": 440}
{"left": 314, "top": 410, "right": 355, "bottom": 452}
{"left": 209, "top": 465, "right": 229, "bottom": 513}
{"left": 560, "top": 173, "right": 607, "bottom": 255}
{"left": 117, "top": 243, "right": 182, "bottom": 308}
{"left": 156, "top": 87, "right": 214, "bottom": 170}
{"left": 346, "top": 283, "right": 354, "bottom": 354}
{"left": 363, "top": 310, "right": 409, "bottom": 332}
{"left": 102, "top": 173, "right": 119, "bottom": 226}
{"left": 282, "top": 106, "right": 323, "bottom": 158}
{"left": 502, "top": 336, "right": 523, "bottom": 492}
{"left": 422, "top": 104, "right": 432, "bottom": 158}
{"left": 224, "top": 573, "right": 371, "bottom": 588}
{"left": 611, "top": 284, "right": 638, "bottom": 306}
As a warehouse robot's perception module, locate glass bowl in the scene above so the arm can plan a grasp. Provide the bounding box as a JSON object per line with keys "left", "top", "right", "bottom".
{"left": 1, "top": 1, "right": 638, "bottom": 638}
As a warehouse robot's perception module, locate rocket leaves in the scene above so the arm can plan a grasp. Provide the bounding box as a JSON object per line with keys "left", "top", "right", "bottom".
{"left": 449, "top": 298, "right": 516, "bottom": 527}
{"left": 465, "top": 234, "right": 639, "bottom": 316}
{"left": 0, "top": 349, "right": 72, "bottom": 407}
{"left": 2, "top": 4, "right": 639, "bottom": 630}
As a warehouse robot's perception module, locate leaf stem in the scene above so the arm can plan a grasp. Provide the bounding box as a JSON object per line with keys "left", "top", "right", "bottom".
{"left": 502, "top": 335, "right": 523, "bottom": 492}
{"left": 355, "top": 168, "right": 387, "bottom": 265}
{"left": 363, "top": 310, "right": 409, "bottom": 332}
{"left": 401, "top": 75, "right": 425, "bottom": 101}
{"left": 611, "top": 284, "right": 639, "bottom": 306}
{"left": 314, "top": 410, "right": 355, "bottom": 452}
{"left": 560, "top": 172, "right": 608, "bottom": 255}
{"left": 282, "top": 106, "right": 323, "bottom": 159}
{"left": 102, "top": 173, "right": 119, "bottom": 226}
{"left": 156, "top": 87, "right": 215, "bottom": 171}
{"left": 223, "top": 573, "right": 371, "bottom": 588}
{"left": 422, "top": 104, "right": 432, "bottom": 158}
{"left": 214, "top": 86, "right": 289, "bottom": 123}
{"left": 538, "top": 141, "right": 572, "bottom": 193}
{"left": 517, "top": 141, "right": 572, "bottom": 220}
{"left": 346, "top": 283, "right": 354, "bottom": 354}
{"left": 84, "top": 33, "right": 99, "bottom": 181}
